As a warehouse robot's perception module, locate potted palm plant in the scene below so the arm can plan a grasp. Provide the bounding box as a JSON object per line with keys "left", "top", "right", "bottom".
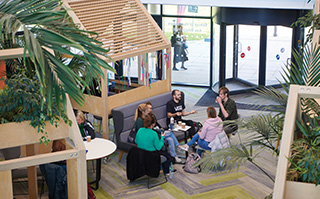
{"left": 0, "top": 0, "right": 115, "bottom": 143}
{"left": 195, "top": 43, "right": 320, "bottom": 198}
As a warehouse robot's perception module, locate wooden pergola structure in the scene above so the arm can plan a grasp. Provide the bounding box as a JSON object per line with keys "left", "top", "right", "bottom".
{"left": 0, "top": 96, "right": 87, "bottom": 198}
{"left": 64, "top": 0, "right": 172, "bottom": 138}
{"left": 0, "top": 0, "right": 171, "bottom": 198}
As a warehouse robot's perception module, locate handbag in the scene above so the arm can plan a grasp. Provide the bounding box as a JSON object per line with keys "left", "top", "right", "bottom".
{"left": 127, "top": 122, "right": 137, "bottom": 143}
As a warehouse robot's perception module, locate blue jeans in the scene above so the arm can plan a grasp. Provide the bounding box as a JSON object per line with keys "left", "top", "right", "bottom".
{"left": 164, "top": 131, "right": 179, "bottom": 157}
{"left": 187, "top": 134, "right": 211, "bottom": 157}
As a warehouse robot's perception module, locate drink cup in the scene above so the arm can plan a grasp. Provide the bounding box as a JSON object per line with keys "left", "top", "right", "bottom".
{"left": 178, "top": 121, "right": 182, "bottom": 126}
{"left": 86, "top": 135, "right": 91, "bottom": 142}
{"left": 181, "top": 123, "right": 186, "bottom": 129}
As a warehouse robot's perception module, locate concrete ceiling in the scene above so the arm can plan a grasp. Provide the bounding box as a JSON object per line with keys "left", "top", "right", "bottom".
{"left": 140, "top": 0, "right": 314, "bottom": 9}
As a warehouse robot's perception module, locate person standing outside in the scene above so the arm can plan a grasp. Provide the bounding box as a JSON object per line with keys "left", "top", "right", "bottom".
{"left": 216, "top": 86, "right": 238, "bottom": 136}
{"left": 166, "top": 89, "right": 197, "bottom": 136}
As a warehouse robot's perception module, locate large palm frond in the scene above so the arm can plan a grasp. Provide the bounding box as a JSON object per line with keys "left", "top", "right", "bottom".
{"left": 241, "top": 114, "right": 282, "bottom": 155}
{"left": 0, "top": 0, "right": 115, "bottom": 112}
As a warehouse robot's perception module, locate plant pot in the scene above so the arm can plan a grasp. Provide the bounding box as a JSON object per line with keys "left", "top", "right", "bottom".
{"left": 284, "top": 181, "right": 320, "bottom": 199}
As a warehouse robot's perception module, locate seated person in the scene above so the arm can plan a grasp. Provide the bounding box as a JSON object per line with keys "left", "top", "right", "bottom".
{"left": 166, "top": 89, "right": 197, "bottom": 136}
{"left": 216, "top": 86, "right": 239, "bottom": 136}
{"left": 128, "top": 104, "right": 149, "bottom": 143}
{"left": 76, "top": 110, "right": 96, "bottom": 141}
{"left": 134, "top": 104, "right": 149, "bottom": 133}
{"left": 135, "top": 113, "right": 173, "bottom": 175}
{"left": 52, "top": 139, "right": 67, "bottom": 171}
{"left": 146, "top": 102, "right": 182, "bottom": 163}
{"left": 179, "top": 107, "right": 223, "bottom": 157}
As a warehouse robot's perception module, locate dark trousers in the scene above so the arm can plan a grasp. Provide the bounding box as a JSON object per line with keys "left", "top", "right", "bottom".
{"left": 159, "top": 150, "right": 172, "bottom": 174}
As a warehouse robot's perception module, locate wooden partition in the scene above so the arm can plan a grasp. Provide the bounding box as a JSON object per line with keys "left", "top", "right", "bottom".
{"left": 0, "top": 96, "right": 87, "bottom": 199}
{"left": 65, "top": 0, "right": 172, "bottom": 138}
{"left": 273, "top": 85, "right": 320, "bottom": 198}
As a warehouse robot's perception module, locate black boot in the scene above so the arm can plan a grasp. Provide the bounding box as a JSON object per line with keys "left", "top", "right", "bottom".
{"left": 172, "top": 67, "right": 179, "bottom": 71}
{"left": 181, "top": 66, "right": 188, "bottom": 70}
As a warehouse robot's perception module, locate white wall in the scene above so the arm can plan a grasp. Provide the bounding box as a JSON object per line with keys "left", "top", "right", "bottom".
{"left": 140, "top": 0, "right": 314, "bottom": 9}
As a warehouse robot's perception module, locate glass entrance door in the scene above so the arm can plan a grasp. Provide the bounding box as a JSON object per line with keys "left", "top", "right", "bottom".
{"left": 237, "top": 25, "right": 260, "bottom": 86}
{"left": 225, "top": 24, "right": 260, "bottom": 91}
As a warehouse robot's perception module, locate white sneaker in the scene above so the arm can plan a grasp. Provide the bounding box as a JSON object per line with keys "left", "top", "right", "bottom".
{"left": 178, "top": 144, "right": 189, "bottom": 152}
{"left": 175, "top": 156, "right": 182, "bottom": 163}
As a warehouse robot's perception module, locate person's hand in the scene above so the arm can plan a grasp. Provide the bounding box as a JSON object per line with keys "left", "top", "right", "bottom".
{"left": 176, "top": 112, "right": 182, "bottom": 116}
{"left": 216, "top": 96, "right": 222, "bottom": 104}
{"left": 161, "top": 132, "right": 165, "bottom": 137}
{"left": 190, "top": 110, "right": 197, "bottom": 114}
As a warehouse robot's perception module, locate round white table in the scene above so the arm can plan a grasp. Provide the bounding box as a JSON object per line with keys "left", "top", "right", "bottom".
{"left": 84, "top": 138, "right": 117, "bottom": 190}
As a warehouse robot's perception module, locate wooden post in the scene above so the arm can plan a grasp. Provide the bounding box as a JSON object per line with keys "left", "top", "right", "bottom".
{"left": 66, "top": 150, "right": 87, "bottom": 199}
{"left": 166, "top": 47, "right": 172, "bottom": 91}
{"left": 313, "top": 0, "right": 320, "bottom": 48}
{"left": 102, "top": 67, "right": 109, "bottom": 139}
{"left": 0, "top": 170, "right": 13, "bottom": 199}
{"left": 26, "top": 144, "right": 38, "bottom": 199}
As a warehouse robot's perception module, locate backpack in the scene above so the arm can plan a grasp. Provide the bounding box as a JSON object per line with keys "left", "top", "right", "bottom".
{"left": 87, "top": 183, "right": 96, "bottom": 199}
{"left": 183, "top": 153, "right": 201, "bottom": 174}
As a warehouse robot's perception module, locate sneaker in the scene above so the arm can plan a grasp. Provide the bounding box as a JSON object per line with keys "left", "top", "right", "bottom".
{"left": 178, "top": 144, "right": 189, "bottom": 152}
{"left": 175, "top": 156, "right": 182, "bottom": 163}
{"left": 172, "top": 67, "right": 179, "bottom": 71}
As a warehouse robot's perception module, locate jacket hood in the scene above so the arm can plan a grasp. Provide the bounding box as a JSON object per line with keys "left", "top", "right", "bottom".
{"left": 206, "top": 117, "right": 222, "bottom": 127}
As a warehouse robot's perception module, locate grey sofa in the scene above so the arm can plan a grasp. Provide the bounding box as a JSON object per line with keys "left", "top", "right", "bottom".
{"left": 112, "top": 91, "right": 186, "bottom": 162}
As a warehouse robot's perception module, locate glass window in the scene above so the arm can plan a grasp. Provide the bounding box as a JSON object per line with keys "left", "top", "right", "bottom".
{"left": 226, "top": 25, "right": 234, "bottom": 79}
{"left": 163, "top": 5, "right": 210, "bottom": 17}
{"left": 212, "top": 23, "right": 220, "bottom": 92}
{"left": 266, "top": 26, "right": 292, "bottom": 85}
{"left": 146, "top": 4, "right": 160, "bottom": 15}
{"left": 163, "top": 17, "right": 210, "bottom": 86}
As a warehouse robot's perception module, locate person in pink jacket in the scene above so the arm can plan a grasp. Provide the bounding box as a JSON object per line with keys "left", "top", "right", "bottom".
{"left": 178, "top": 106, "right": 223, "bottom": 156}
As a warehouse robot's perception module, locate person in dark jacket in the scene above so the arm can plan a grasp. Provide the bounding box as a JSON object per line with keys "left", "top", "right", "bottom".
{"left": 40, "top": 163, "right": 67, "bottom": 199}
{"left": 76, "top": 110, "right": 96, "bottom": 141}
{"left": 216, "top": 86, "right": 239, "bottom": 137}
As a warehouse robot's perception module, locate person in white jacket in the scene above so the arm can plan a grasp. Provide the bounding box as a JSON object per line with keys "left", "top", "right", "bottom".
{"left": 179, "top": 107, "right": 223, "bottom": 156}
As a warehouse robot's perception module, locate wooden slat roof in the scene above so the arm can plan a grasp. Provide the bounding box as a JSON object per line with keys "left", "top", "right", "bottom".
{"left": 65, "top": 0, "right": 170, "bottom": 62}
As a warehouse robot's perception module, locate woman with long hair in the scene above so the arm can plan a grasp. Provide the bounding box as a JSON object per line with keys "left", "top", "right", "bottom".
{"left": 135, "top": 113, "right": 172, "bottom": 174}
{"left": 134, "top": 103, "right": 149, "bottom": 133}
{"left": 179, "top": 107, "right": 223, "bottom": 156}
{"left": 76, "top": 110, "right": 96, "bottom": 141}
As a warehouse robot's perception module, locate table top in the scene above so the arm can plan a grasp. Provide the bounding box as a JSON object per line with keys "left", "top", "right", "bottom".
{"left": 172, "top": 125, "right": 191, "bottom": 132}
{"left": 84, "top": 138, "right": 117, "bottom": 160}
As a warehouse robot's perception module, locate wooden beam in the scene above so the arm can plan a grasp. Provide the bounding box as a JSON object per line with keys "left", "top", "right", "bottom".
{"left": 0, "top": 121, "right": 69, "bottom": 149}
{"left": 0, "top": 48, "right": 26, "bottom": 60}
{"left": 0, "top": 149, "right": 79, "bottom": 172}
{"left": 0, "top": 170, "right": 13, "bottom": 199}
{"left": 107, "top": 79, "right": 170, "bottom": 114}
{"left": 273, "top": 85, "right": 299, "bottom": 199}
